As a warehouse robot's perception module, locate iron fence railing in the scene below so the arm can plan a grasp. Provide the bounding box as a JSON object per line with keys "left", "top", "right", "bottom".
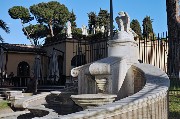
{"left": 0, "top": 75, "right": 67, "bottom": 87}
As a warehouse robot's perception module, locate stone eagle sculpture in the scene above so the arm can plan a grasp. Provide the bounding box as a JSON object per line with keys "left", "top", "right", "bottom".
{"left": 115, "top": 11, "right": 138, "bottom": 37}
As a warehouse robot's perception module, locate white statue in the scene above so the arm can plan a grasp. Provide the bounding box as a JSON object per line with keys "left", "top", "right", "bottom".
{"left": 82, "top": 25, "right": 85, "bottom": 35}
{"left": 115, "top": 11, "right": 137, "bottom": 37}
{"left": 100, "top": 26, "right": 105, "bottom": 33}
{"left": 85, "top": 26, "right": 88, "bottom": 36}
{"left": 115, "top": 11, "right": 130, "bottom": 32}
{"left": 96, "top": 26, "right": 100, "bottom": 32}
{"left": 91, "top": 25, "right": 96, "bottom": 34}
{"left": 82, "top": 25, "right": 88, "bottom": 36}
{"left": 67, "top": 21, "right": 72, "bottom": 38}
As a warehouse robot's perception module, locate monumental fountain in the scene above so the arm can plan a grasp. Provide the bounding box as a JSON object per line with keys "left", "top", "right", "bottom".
{"left": 59, "top": 12, "right": 169, "bottom": 119}
{"left": 2, "top": 12, "right": 169, "bottom": 119}
{"left": 70, "top": 11, "right": 138, "bottom": 109}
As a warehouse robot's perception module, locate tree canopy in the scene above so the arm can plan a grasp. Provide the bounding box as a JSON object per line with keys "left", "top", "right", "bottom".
{"left": 130, "top": 19, "right": 142, "bottom": 39}
{"left": 69, "top": 10, "right": 77, "bottom": 31}
{"left": 8, "top": 1, "right": 77, "bottom": 45}
{"left": 23, "top": 24, "right": 48, "bottom": 45}
{"left": 9, "top": 6, "right": 35, "bottom": 45}
{"left": 88, "top": 12, "right": 97, "bottom": 34}
{"left": 142, "top": 16, "right": 154, "bottom": 37}
{"left": 0, "top": 19, "right": 10, "bottom": 42}
{"left": 97, "top": 9, "right": 110, "bottom": 27}
{"left": 30, "top": 1, "right": 70, "bottom": 37}
{"left": 8, "top": 6, "right": 33, "bottom": 23}
{"left": 88, "top": 9, "right": 110, "bottom": 35}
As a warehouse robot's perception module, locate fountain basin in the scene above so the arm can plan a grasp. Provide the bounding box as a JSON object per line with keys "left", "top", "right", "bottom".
{"left": 71, "top": 94, "right": 117, "bottom": 109}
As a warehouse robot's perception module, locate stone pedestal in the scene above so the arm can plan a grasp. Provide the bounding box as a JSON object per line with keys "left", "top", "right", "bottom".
{"left": 5, "top": 91, "right": 24, "bottom": 100}
{"left": 71, "top": 94, "right": 117, "bottom": 110}
{"left": 108, "top": 31, "right": 138, "bottom": 66}
{"left": 107, "top": 31, "right": 138, "bottom": 99}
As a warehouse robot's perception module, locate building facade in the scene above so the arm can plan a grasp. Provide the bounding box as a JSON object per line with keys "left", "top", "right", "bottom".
{"left": 1, "top": 43, "right": 46, "bottom": 77}
{"left": 0, "top": 44, "right": 46, "bottom": 87}
{"left": 42, "top": 38, "right": 108, "bottom": 82}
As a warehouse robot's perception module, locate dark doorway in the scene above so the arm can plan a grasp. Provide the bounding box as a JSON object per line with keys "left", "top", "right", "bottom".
{"left": 15, "top": 61, "right": 30, "bottom": 86}
{"left": 58, "top": 55, "right": 65, "bottom": 85}
{"left": 17, "top": 61, "right": 30, "bottom": 76}
{"left": 58, "top": 55, "right": 63, "bottom": 75}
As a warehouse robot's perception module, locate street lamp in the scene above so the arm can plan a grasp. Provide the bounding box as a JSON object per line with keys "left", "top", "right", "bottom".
{"left": 110, "top": 0, "right": 113, "bottom": 40}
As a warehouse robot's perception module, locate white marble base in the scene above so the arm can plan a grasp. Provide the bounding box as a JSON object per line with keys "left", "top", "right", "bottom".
{"left": 71, "top": 94, "right": 117, "bottom": 109}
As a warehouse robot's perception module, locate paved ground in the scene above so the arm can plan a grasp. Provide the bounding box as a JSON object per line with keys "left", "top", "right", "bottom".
{"left": 0, "top": 104, "right": 60, "bottom": 119}
{"left": 0, "top": 107, "right": 14, "bottom": 115}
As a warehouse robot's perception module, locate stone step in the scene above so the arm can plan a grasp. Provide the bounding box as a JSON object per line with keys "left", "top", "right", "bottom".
{"left": 0, "top": 97, "right": 6, "bottom": 100}
{"left": 0, "top": 91, "right": 5, "bottom": 94}
{"left": 0, "top": 93, "right": 5, "bottom": 96}
{"left": 0, "top": 93, "right": 6, "bottom": 100}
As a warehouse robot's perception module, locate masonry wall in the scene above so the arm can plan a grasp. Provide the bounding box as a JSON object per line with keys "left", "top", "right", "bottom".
{"left": 6, "top": 52, "right": 37, "bottom": 76}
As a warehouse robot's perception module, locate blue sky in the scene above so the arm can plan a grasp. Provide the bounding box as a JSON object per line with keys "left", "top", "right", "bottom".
{"left": 0, "top": 0, "right": 167, "bottom": 45}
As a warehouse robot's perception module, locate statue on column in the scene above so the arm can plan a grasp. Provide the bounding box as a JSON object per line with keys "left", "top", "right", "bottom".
{"left": 67, "top": 21, "right": 72, "bottom": 38}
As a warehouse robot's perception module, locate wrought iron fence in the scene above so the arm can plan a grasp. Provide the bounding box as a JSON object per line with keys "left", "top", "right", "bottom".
{"left": 138, "top": 32, "right": 168, "bottom": 72}
{"left": 72, "top": 38, "right": 108, "bottom": 67}
{"left": 72, "top": 32, "right": 170, "bottom": 73}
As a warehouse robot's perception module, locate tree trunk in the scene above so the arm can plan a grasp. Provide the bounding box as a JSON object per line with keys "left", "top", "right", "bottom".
{"left": 21, "top": 20, "right": 34, "bottom": 45}
{"left": 49, "top": 24, "right": 54, "bottom": 37}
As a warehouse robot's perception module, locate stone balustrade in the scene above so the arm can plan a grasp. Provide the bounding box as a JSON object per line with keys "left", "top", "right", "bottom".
{"left": 58, "top": 63, "right": 170, "bottom": 119}
{"left": 14, "top": 92, "right": 50, "bottom": 109}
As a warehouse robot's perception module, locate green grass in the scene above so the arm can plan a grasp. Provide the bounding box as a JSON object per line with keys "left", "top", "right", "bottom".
{"left": 169, "top": 94, "right": 180, "bottom": 119}
{"left": 0, "top": 100, "right": 9, "bottom": 110}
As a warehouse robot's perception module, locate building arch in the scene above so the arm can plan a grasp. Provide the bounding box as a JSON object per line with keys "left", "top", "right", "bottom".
{"left": 17, "top": 61, "right": 30, "bottom": 77}
{"left": 71, "top": 54, "right": 87, "bottom": 67}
